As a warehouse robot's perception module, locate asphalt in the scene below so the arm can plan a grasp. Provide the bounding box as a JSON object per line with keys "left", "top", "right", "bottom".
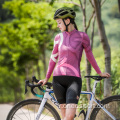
{"left": 0, "top": 104, "right": 13, "bottom": 120}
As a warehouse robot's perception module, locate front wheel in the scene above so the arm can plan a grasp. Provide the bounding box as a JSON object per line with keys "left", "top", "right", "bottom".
{"left": 7, "top": 99, "right": 61, "bottom": 120}
{"left": 90, "top": 95, "right": 120, "bottom": 120}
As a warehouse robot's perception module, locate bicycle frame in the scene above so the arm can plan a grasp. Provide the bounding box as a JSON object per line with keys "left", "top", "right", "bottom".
{"left": 35, "top": 80, "right": 116, "bottom": 120}
{"left": 82, "top": 81, "right": 116, "bottom": 120}
{"left": 35, "top": 88, "right": 59, "bottom": 120}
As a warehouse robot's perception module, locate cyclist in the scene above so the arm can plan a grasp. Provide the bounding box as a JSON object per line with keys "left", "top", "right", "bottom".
{"left": 38, "top": 7, "right": 111, "bottom": 120}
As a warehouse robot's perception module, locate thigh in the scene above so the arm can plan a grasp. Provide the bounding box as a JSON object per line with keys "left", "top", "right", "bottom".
{"left": 66, "top": 78, "right": 82, "bottom": 104}
{"left": 53, "top": 78, "right": 66, "bottom": 104}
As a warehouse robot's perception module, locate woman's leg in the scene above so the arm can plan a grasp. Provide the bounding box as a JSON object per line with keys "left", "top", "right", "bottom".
{"left": 64, "top": 77, "right": 82, "bottom": 120}
{"left": 53, "top": 77, "right": 67, "bottom": 119}
{"left": 65, "top": 104, "right": 77, "bottom": 120}
{"left": 60, "top": 104, "right": 66, "bottom": 120}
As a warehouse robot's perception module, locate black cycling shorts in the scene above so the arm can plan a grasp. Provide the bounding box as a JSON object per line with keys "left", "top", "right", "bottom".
{"left": 53, "top": 76, "right": 82, "bottom": 104}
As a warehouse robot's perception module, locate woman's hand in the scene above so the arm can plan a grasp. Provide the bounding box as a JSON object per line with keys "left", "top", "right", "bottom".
{"left": 37, "top": 78, "right": 49, "bottom": 86}
{"left": 98, "top": 72, "right": 111, "bottom": 78}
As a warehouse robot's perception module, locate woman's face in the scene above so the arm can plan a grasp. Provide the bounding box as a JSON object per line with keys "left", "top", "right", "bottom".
{"left": 56, "top": 19, "right": 66, "bottom": 32}
{"left": 56, "top": 18, "right": 70, "bottom": 32}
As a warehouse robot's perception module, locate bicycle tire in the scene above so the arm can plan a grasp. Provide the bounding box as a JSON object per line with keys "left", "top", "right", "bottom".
{"left": 7, "top": 99, "right": 61, "bottom": 120}
{"left": 90, "top": 95, "right": 120, "bottom": 120}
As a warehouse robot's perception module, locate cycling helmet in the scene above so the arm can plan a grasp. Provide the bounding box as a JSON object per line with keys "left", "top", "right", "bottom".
{"left": 54, "top": 7, "right": 76, "bottom": 32}
{"left": 54, "top": 7, "right": 76, "bottom": 20}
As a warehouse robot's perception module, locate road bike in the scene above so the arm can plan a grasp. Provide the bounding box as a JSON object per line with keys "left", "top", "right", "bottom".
{"left": 7, "top": 76, "right": 120, "bottom": 120}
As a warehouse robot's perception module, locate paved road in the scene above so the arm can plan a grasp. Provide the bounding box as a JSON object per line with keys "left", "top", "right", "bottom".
{"left": 0, "top": 104, "right": 13, "bottom": 120}
{"left": 0, "top": 104, "right": 58, "bottom": 120}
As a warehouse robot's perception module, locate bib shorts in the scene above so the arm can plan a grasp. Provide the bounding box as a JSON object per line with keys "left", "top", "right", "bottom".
{"left": 53, "top": 76, "right": 82, "bottom": 104}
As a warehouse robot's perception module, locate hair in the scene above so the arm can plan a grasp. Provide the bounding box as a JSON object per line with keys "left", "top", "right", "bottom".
{"left": 65, "top": 17, "right": 78, "bottom": 30}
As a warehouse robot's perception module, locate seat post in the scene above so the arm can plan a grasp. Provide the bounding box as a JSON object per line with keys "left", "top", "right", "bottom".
{"left": 92, "top": 80, "right": 99, "bottom": 94}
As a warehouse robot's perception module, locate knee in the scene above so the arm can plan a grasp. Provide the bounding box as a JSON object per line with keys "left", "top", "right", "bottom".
{"left": 65, "top": 114, "right": 75, "bottom": 120}
{"left": 61, "top": 114, "right": 66, "bottom": 120}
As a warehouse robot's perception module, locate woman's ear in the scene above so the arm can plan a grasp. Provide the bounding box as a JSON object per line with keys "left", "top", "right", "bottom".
{"left": 65, "top": 18, "right": 70, "bottom": 25}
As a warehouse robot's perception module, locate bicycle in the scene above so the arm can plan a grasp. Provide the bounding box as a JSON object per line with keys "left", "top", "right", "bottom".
{"left": 7, "top": 76, "right": 120, "bottom": 120}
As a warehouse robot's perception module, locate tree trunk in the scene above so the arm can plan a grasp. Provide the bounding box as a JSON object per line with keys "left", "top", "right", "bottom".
{"left": 86, "top": 14, "right": 96, "bottom": 92}
{"left": 83, "top": 0, "right": 87, "bottom": 33}
{"left": 42, "top": 43, "right": 47, "bottom": 77}
{"left": 37, "top": 59, "right": 40, "bottom": 80}
{"left": 32, "top": 61, "right": 35, "bottom": 76}
{"left": 93, "top": 0, "right": 111, "bottom": 97}
{"left": 14, "top": 83, "right": 22, "bottom": 103}
{"left": 118, "top": 0, "right": 120, "bottom": 12}
{"left": 81, "top": 0, "right": 92, "bottom": 100}
{"left": 25, "top": 64, "right": 29, "bottom": 80}
{"left": 85, "top": 14, "right": 96, "bottom": 94}
{"left": 91, "top": 15, "right": 96, "bottom": 51}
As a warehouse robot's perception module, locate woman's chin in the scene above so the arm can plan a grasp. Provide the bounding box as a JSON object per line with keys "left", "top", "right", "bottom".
{"left": 60, "top": 30, "right": 64, "bottom": 32}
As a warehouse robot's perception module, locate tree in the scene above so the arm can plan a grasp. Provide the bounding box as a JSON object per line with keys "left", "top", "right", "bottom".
{"left": 79, "top": 0, "right": 96, "bottom": 97}
{"left": 2, "top": 0, "right": 56, "bottom": 77}
{"left": 92, "top": 0, "right": 111, "bottom": 97}
{"left": 0, "top": 0, "right": 56, "bottom": 102}
{"left": 118, "top": 0, "right": 120, "bottom": 12}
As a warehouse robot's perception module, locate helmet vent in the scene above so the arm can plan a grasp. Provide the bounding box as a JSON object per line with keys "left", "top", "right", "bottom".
{"left": 71, "top": 12, "right": 75, "bottom": 15}
{"left": 55, "top": 10, "right": 64, "bottom": 16}
{"left": 60, "top": 11, "right": 69, "bottom": 16}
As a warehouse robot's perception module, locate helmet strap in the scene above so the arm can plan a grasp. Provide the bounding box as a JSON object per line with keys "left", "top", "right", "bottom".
{"left": 63, "top": 19, "right": 70, "bottom": 32}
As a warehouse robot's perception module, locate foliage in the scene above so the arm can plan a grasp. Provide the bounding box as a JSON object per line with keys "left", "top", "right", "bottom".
{"left": 0, "top": 0, "right": 14, "bottom": 22}
{"left": 111, "top": 50, "right": 120, "bottom": 95}
{"left": 101, "top": 0, "right": 120, "bottom": 47}
{"left": 0, "top": 0, "right": 56, "bottom": 103}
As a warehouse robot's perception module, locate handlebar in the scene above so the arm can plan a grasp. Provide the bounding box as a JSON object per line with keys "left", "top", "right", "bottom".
{"left": 25, "top": 76, "right": 52, "bottom": 98}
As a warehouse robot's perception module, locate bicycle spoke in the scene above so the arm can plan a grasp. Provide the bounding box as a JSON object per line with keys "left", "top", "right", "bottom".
{"left": 20, "top": 108, "right": 30, "bottom": 120}
{"left": 14, "top": 114, "right": 24, "bottom": 120}
{"left": 27, "top": 105, "right": 31, "bottom": 120}
{"left": 41, "top": 111, "right": 52, "bottom": 120}
{"left": 34, "top": 104, "right": 36, "bottom": 120}
{"left": 13, "top": 108, "right": 29, "bottom": 120}
{"left": 92, "top": 100, "right": 120, "bottom": 120}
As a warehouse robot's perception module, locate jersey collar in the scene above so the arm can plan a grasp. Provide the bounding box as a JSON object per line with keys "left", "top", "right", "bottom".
{"left": 64, "top": 29, "right": 77, "bottom": 35}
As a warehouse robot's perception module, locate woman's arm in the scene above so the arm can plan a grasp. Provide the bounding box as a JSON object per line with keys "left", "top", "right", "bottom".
{"left": 45, "top": 34, "right": 60, "bottom": 79}
{"left": 38, "top": 34, "right": 60, "bottom": 85}
{"left": 82, "top": 33, "right": 110, "bottom": 78}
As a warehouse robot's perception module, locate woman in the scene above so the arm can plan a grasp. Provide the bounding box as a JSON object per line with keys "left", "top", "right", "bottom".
{"left": 38, "top": 7, "right": 110, "bottom": 120}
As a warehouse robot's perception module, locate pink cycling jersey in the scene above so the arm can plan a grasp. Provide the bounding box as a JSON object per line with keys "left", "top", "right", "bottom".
{"left": 46, "top": 29, "right": 101, "bottom": 79}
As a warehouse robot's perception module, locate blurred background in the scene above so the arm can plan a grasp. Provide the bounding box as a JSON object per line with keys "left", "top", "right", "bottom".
{"left": 0, "top": 0, "right": 120, "bottom": 110}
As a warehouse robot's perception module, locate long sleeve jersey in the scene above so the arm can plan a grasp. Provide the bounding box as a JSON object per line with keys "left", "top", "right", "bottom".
{"left": 46, "top": 29, "right": 101, "bottom": 79}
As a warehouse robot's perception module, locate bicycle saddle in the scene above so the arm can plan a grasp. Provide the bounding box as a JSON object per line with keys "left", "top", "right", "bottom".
{"left": 85, "top": 76, "right": 106, "bottom": 80}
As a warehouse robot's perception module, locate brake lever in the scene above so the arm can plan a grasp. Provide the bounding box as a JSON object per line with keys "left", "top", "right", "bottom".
{"left": 32, "top": 76, "right": 39, "bottom": 83}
